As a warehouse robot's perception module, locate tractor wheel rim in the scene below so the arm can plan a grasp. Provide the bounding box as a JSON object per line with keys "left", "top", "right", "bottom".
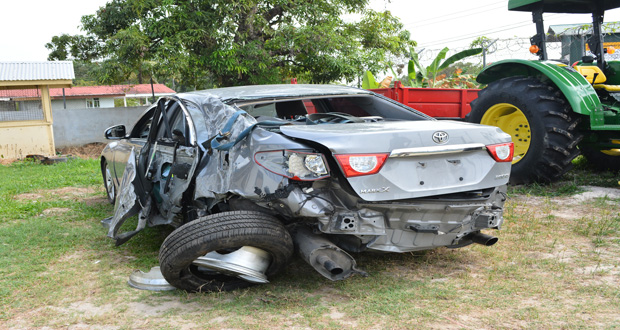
{"left": 601, "top": 139, "right": 620, "bottom": 156}
{"left": 481, "top": 103, "right": 530, "bottom": 164}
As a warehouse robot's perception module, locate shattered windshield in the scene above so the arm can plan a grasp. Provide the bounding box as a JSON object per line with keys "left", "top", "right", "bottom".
{"left": 237, "top": 95, "right": 430, "bottom": 121}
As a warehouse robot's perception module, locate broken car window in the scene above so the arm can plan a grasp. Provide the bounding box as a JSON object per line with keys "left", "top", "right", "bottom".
{"left": 239, "top": 103, "right": 277, "bottom": 117}
{"left": 319, "top": 96, "right": 427, "bottom": 121}
{"left": 130, "top": 107, "right": 155, "bottom": 139}
{"left": 238, "top": 96, "right": 427, "bottom": 121}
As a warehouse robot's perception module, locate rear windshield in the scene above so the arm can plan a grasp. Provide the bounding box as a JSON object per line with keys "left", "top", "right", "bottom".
{"left": 237, "top": 95, "right": 429, "bottom": 121}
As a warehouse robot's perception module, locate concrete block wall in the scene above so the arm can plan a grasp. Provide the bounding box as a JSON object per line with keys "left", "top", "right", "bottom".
{"left": 53, "top": 106, "right": 149, "bottom": 147}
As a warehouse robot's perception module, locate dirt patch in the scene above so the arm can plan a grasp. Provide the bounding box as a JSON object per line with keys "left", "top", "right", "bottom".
{"left": 127, "top": 300, "right": 201, "bottom": 316}
{"left": 573, "top": 186, "right": 620, "bottom": 201}
{"left": 65, "top": 324, "right": 120, "bottom": 330}
{"left": 550, "top": 208, "right": 589, "bottom": 220}
{"left": 0, "top": 143, "right": 105, "bottom": 166}
{"left": 41, "top": 207, "right": 71, "bottom": 216}
{"left": 57, "top": 143, "right": 106, "bottom": 160}
{"left": 52, "top": 187, "right": 97, "bottom": 197}
{"left": 16, "top": 299, "right": 204, "bottom": 329}
{"left": 85, "top": 196, "right": 109, "bottom": 206}
{"left": 57, "top": 251, "right": 88, "bottom": 263}
{"left": 0, "top": 158, "right": 18, "bottom": 165}
{"left": 14, "top": 187, "right": 98, "bottom": 203}
{"left": 13, "top": 193, "right": 44, "bottom": 200}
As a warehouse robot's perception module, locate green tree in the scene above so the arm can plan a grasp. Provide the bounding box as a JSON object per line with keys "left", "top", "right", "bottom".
{"left": 46, "top": 0, "right": 415, "bottom": 88}
{"left": 71, "top": 62, "right": 100, "bottom": 86}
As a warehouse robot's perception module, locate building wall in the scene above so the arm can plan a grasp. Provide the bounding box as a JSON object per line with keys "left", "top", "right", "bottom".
{"left": 51, "top": 99, "right": 88, "bottom": 110}
{"left": 53, "top": 106, "right": 150, "bottom": 147}
{"left": 51, "top": 97, "right": 116, "bottom": 110}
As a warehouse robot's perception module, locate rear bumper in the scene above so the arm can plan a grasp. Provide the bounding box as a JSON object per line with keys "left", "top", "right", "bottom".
{"left": 361, "top": 185, "right": 506, "bottom": 252}
{"left": 311, "top": 185, "right": 507, "bottom": 253}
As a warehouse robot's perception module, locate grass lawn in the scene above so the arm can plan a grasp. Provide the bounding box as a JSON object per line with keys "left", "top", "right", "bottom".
{"left": 0, "top": 157, "right": 619, "bottom": 329}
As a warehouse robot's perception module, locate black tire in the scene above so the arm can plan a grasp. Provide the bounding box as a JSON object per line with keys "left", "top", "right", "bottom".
{"left": 580, "top": 143, "right": 620, "bottom": 172}
{"left": 469, "top": 76, "right": 583, "bottom": 184}
{"left": 159, "top": 211, "right": 293, "bottom": 292}
{"left": 102, "top": 159, "right": 115, "bottom": 204}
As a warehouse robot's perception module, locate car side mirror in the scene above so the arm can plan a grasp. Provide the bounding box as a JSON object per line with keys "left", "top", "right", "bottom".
{"left": 105, "top": 125, "right": 126, "bottom": 140}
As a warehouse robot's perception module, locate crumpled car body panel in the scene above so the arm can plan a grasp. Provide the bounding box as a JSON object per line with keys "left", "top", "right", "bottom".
{"left": 101, "top": 84, "right": 511, "bottom": 281}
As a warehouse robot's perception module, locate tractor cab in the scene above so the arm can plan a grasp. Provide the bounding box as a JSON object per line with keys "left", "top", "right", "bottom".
{"left": 511, "top": 0, "right": 620, "bottom": 87}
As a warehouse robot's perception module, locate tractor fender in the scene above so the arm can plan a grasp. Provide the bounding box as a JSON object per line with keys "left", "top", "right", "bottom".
{"left": 476, "top": 59, "right": 601, "bottom": 116}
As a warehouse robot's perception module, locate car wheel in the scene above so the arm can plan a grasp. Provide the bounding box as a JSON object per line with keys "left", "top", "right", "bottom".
{"left": 159, "top": 211, "right": 294, "bottom": 292}
{"left": 580, "top": 140, "right": 620, "bottom": 171}
{"left": 469, "top": 76, "right": 582, "bottom": 184}
{"left": 102, "top": 159, "right": 115, "bottom": 204}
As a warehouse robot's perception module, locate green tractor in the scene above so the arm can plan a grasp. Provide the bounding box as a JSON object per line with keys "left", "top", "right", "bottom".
{"left": 468, "top": 0, "right": 620, "bottom": 183}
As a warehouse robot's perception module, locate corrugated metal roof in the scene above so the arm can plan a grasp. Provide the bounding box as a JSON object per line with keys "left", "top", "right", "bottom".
{"left": 0, "top": 61, "right": 75, "bottom": 81}
{"left": 0, "top": 84, "right": 176, "bottom": 98}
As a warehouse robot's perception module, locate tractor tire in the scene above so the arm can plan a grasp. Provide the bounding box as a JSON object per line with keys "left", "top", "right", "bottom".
{"left": 468, "top": 76, "right": 582, "bottom": 184}
{"left": 580, "top": 141, "right": 620, "bottom": 172}
{"left": 159, "top": 211, "right": 293, "bottom": 292}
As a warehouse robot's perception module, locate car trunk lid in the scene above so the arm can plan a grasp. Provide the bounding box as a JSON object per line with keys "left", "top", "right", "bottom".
{"left": 279, "top": 120, "right": 512, "bottom": 201}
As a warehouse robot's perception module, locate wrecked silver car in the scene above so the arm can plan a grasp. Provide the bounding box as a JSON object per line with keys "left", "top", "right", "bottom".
{"left": 101, "top": 84, "right": 512, "bottom": 292}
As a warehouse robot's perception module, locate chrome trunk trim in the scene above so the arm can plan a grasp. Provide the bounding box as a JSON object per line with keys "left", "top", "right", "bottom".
{"left": 389, "top": 143, "right": 486, "bottom": 158}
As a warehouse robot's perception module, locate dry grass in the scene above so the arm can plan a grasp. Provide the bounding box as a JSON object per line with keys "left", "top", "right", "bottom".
{"left": 0, "top": 143, "right": 105, "bottom": 165}
{"left": 56, "top": 142, "right": 106, "bottom": 159}
{"left": 1, "top": 156, "right": 619, "bottom": 329}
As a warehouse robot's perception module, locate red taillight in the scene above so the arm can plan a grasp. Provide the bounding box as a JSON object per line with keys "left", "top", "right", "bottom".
{"left": 486, "top": 142, "right": 514, "bottom": 162}
{"left": 334, "top": 153, "right": 389, "bottom": 177}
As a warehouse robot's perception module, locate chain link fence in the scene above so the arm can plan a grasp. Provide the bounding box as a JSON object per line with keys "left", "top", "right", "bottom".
{"left": 0, "top": 88, "right": 44, "bottom": 122}
{"left": 416, "top": 26, "right": 620, "bottom": 69}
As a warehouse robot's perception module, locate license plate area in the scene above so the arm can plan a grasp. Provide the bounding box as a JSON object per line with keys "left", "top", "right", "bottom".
{"left": 413, "top": 156, "right": 469, "bottom": 188}
{"left": 381, "top": 151, "right": 491, "bottom": 192}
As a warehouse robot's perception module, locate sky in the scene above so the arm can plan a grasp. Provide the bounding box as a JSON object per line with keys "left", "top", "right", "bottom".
{"left": 370, "top": 0, "right": 620, "bottom": 46}
{"left": 0, "top": 0, "right": 109, "bottom": 62}
{"left": 3, "top": 0, "right": 620, "bottom": 64}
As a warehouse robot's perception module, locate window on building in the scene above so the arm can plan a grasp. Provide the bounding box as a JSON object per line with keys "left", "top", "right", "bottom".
{"left": 86, "top": 98, "right": 101, "bottom": 108}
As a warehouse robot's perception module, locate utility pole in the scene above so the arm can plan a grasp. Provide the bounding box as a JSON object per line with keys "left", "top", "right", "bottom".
{"left": 150, "top": 77, "right": 156, "bottom": 104}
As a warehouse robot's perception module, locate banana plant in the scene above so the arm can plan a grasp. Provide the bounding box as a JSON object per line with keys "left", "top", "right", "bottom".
{"left": 409, "top": 47, "right": 482, "bottom": 87}
{"left": 362, "top": 71, "right": 380, "bottom": 89}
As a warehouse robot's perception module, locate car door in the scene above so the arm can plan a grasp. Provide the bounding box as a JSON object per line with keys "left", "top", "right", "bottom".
{"left": 104, "top": 97, "right": 200, "bottom": 245}
{"left": 147, "top": 98, "right": 199, "bottom": 223}
{"left": 112, "top": 106, "right": 155, "bottom": 183}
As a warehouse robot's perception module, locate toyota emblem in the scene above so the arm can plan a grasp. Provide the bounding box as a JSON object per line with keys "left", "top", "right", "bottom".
{"left": 432, "top": 131, "right": 449, "bottom": 144}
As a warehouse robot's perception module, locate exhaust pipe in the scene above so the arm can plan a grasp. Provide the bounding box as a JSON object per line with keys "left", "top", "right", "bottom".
{"left": 294, "top": 227, "right": 367, "bottom": 281}
{"left": 469, "top": 232, "right": 498, "bottom": 246}
{"left": 316, "top": 255, "right": 344, "bottom": 275}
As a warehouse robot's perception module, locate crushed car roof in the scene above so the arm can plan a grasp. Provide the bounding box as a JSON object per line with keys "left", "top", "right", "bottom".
{"left": 182, "top": 84, "right": 373, "bottom": 103}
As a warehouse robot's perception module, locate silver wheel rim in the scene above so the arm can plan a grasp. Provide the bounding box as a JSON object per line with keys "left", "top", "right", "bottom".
{"left": 192, "top": 246, "right": 271, "bottom": 284}
{"left": 105, "top": 164, "right": 115, "bottom": 200}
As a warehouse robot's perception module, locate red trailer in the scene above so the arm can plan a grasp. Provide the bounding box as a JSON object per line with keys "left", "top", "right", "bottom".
{"left": 371, "top": 81, "right": 479, "bottom": 120}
